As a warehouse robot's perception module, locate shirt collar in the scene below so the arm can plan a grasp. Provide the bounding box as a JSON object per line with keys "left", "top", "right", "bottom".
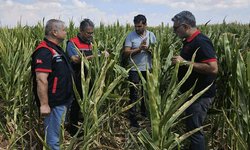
{"left": 44, "top": 37, "right": 58, "bottom": 45}
{"left": 187, "top": 30, "right": 201, "bottom": 42}
{"left": 77, "top": 33, "right": 92, "bottom": 45}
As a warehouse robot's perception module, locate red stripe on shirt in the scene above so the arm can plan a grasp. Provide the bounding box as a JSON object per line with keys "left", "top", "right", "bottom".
{"left": 52, "top": 77, "right": 58, "bottom": 93}
{"left": 202, "top": 59, "right": 217, "bottom": 62}
{"left": 187, "top": 30, "right": 201, "bottom": 42}
{"left": 35, "top": 68, "right": 52, "bottom": 72}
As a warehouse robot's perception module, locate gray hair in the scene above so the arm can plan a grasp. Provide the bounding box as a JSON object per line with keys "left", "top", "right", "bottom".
{"left": 80, "top": 18, "right": 94, "bottom": 31}
{"left": 45, "top": 19, "right": 65, "bottom": 36}
{"left": 171, "top": 11, "right": 196, "bottom": 28}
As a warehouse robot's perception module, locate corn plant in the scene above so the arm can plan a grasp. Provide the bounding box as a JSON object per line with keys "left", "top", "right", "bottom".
{"left": 129, "top": 32, "right": 212, "bottom": 149}
{"left": 216, "top": 32, "right": 250, "bottom": 149}
{"left": 0, "top": 23, "right": 36, "bottom": 149}
{"left": 1, "top": 20, "right": 250, "bottom": 149}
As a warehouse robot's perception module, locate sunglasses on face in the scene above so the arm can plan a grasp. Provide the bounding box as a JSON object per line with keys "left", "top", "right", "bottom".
{"left": 173, "top": 24, "right": 184, "bottom": 31}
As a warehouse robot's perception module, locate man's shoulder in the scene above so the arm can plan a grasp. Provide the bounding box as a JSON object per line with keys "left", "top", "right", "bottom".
{"left": 32, "top": 47, "right": 52, "bottom": 59}
{"left": 146, "top": 30, "right": 154, "bottom": 34}
{"left": 34, "top": 40, "right": 52, "bottom": 53}
{"left": 146, "top": 30, "right": 156, "bottom": 38}
{"left": 127, "top": 30, "right": 137, "bottom": 37}
{"left": 68, "top": 36, "right": 78, "bottom": 42}
{"left": 194, "top": 33, "right": 213, "bottom": 47}
{"left": 195, "top": 32, "right": 210, "bottom": 41}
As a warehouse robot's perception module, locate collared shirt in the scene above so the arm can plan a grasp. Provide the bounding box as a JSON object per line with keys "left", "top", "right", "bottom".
{"left": 67, "top": 34, "right": 93, "bottom": 58}
{"left": 31, "top": 38, "right": 75, "bottom": 107}
{"left": 178, "top": 30, "right": 217, "bottom": 98}
{"left": 67, "top": 34, "right": 94, "bottom": 78}
{"left": 125, "top": 30, "right": 156, "bottom": 71}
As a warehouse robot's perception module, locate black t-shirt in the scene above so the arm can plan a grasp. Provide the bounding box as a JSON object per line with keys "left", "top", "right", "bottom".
{"left": 178, "top": 30, "right": 217, "bottom": 98}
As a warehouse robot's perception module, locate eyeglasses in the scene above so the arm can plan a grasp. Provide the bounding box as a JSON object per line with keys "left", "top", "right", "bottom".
{"left": 85, "top": 31, "right": 94, "bottom": 35}
{"left": 173, "top": 24, "right": 184, "bottom": 31}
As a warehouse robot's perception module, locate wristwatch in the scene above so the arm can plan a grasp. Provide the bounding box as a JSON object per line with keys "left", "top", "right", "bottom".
{"left": 183, "top": 60, "right": 188, "bottom": 65}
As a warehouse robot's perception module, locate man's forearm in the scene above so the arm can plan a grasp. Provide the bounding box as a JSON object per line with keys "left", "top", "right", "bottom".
{"left": 186, "top": 61, "right": 218, "bottom": 75}
{"left": 124, "top": 47, "right": 141, "bottom": 57}
{"left": 37, "top": 80, "right": 49, "bottom": 106}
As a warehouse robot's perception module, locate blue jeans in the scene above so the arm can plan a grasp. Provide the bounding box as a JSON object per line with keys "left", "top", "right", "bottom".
{"left": 186, "top": 97, "right": 214, "bottom": 150}
{"left": 129, "top": 71, "right": 147, "bottom": 122}
{"left": 44, "top": 100, "right": 72, "bottom": 150}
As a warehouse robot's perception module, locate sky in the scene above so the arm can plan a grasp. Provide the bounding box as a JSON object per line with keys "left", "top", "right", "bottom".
{"left": 0, "top": 0, "right": 250, "bottom": 28}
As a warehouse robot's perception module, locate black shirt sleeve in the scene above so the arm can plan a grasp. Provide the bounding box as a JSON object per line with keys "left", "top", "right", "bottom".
{"left": 196, "top": 35, "right": 216, "bottom": 62}
{"left": 32, "top": 48, "right": 52, "bottom": 73}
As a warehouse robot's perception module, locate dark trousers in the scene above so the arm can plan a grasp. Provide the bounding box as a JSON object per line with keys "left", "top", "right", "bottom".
{"left": 129, "top": 71, "right": 147, "bottom": 122}
{"left": 69, "top": 86, "right": 82, "bottom": 133}
{"left": 69, "top": 98, "right": 81, "bottom": 125}
{"left": 186, "top": 97, "right": 214, "bottom": 150}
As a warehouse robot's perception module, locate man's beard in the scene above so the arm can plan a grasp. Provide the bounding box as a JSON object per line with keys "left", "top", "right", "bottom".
{"left": 136, "top": 29, "right": 144, "bottom": 35}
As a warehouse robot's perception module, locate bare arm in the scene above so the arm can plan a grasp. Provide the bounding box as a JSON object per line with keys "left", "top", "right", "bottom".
{"left": 70, "top": 54, "right": 94, "bottom": 64}
{"left": 186, "top": 60, "right": 218, "bottom": 75}
{"left": 171, "top": 56, "right": 218, "bottom": 75}
{"left": 71, "top": 48, "right": 110, "bottom": 64}
{"left": 36, "top": 72, "right": 50, "bottom": 116}
{"left": 124, "top": 37, "right": 149, "bottom": 58}
{"left": 124, "top": 46, "right": 142, "bottom": 58}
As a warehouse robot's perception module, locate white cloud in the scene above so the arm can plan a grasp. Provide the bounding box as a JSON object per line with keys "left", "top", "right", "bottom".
{"left": 138, "top": 8, "right": 145, "bottom": 11}
{"left": 0, "top": 0, "right": 249, "bottom": 27}
{"left": 36, "top": 0, "right": 66, "bottom": 1}
{"left": 129, "top": 11, "right": 140, "bottom": 16}
{"left": 72, "top": 0, "right": 89, "bottom": 8}
{"left": 0, "top": 0, "right": 112, "bottom": 27}
{"left": 128, "top": 0, "right": 250, "bottom": 10}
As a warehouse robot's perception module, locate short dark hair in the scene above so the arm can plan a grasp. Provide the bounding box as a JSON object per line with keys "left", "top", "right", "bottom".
{"left": 133, "top": 14, "right": 147, "bottom": 25}
{"left": 171, "top": 11, "right": 196, "bottom": 28}
{"left": 80, "top": 18, "right": 94, "bottom": 31}
{"left": 45, "top": 19, "right": 64, "bottom": 36}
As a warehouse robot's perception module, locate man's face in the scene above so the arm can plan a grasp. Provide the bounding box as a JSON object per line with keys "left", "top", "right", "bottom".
{"left": 56, "top": 25, "right": 67, "bottom": 43}
{"left": 80, "top": 26, "right": 94, "bottom": 42}
{"left": 173, "top": 21, "right": 186, "bottom": 39}
{"left": 134, "top": 21, "right": 146, "bottom": 35}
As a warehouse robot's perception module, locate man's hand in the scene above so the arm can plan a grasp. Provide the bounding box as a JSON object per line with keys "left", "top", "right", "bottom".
{"left": 97, "top": 48, "right": 110, "bottom": 58}
{"left": 171, "top": 56, "right": 185, "bottom": 65}
{"left": 40, "top": 104, "right": 51, "bottom": 117}
{"left": 139, "top": 37, "right": 149, "bottom": 51}
{"left": 105, "top": 48, "right": 110, "bottom": 57}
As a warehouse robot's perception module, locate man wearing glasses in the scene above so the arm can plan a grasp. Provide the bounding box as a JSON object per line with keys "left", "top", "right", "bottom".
{"left": 124, "top": 14, "right": 156, "bottom": 128}
{"left": 171, "top": 11, "right": 218, "bottom": 150}
{"left": 66, "top": 18, "right": 109, "bottom": 136}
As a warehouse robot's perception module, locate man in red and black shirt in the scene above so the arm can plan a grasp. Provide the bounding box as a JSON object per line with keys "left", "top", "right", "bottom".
{"left": 171, "top": 11, "right": 218, "bottom": 150}
{"left": 67, "top": 18, "right": 109, "bottom": 136}
{"left": 31, "top": 19, "right": 75, "bottom": 149}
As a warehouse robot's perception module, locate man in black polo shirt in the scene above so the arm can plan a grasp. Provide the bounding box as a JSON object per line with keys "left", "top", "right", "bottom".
{"left": 171, "top": 11, "right": 218, "bottom": 150}
{"left": 31, "top": 19, "right": 75, "bottom": 149}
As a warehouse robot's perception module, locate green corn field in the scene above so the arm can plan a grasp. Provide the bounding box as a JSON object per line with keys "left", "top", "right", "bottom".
{"left": 0, "top": 19, "right": 250, "bottom": 150}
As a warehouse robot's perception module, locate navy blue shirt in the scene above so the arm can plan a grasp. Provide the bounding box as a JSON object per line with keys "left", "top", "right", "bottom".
{"left": 178, "top": 30, "right": 217, "bottom": 98}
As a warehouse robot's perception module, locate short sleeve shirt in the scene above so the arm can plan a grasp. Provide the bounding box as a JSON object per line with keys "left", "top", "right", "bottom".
{"left": 33, "top": 48, "right": 53, "bottom": 73}
{"left": 125, "top": 30, "right": 156, "bottom": 71}
{"left": 32, "top": 38, "right": 75, "bottom": 107}
{"left": 178, "top": 30, "right": 217, "bottom": 98}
